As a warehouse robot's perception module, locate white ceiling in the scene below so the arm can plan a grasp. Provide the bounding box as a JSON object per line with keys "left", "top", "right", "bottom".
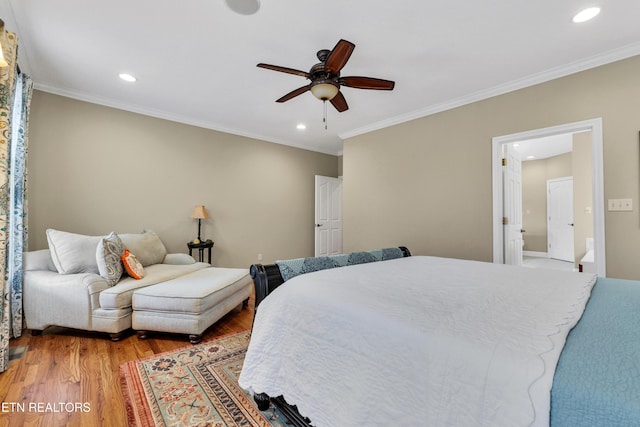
{"left": 1, "top": 1, "right": 640, "bottom": 155}
{"left": 514, "top": 133, "right": 575, "bottom": 161}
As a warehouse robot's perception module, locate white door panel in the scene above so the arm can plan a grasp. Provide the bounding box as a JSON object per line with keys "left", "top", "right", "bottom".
{"left": 315, "top": 176, "right": 342, "bottom": 256}
{"left": 548, "top": 177, "right": 574, "bottom": 262}
{"left": 503, "top": 144, "right": 523, "bottom": 266}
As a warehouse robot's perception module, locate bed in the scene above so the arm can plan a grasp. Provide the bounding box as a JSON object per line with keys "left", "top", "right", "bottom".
{"left": 238, "top": 248, "right": 640, "bottom": 427}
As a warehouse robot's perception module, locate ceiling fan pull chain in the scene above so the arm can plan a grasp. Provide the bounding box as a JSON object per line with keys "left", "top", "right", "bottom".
{"left": 323, "top": 100, "right": 328, "bottom": 130}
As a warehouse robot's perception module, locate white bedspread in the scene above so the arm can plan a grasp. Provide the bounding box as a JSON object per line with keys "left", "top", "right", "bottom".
{"left": 238, "top": 256, "right": 596, "bottom": 427}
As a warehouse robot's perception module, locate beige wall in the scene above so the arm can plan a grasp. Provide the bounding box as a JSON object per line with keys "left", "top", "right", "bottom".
{"left": 521, "top": 160, "right": 547, "bottom": 253}
{"left": 343, "top": 55, "right": 640, "bottom": 279}
{"left": 573, "top": 131, "right": 594, "bottom": 265}
{"left": 27, "top": 91, "right": 338, "bottom": 267}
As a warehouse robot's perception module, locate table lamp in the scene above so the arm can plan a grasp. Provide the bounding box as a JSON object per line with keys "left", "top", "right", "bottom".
{"left": 191, "top": 205, "right": 209, "bottom": 244}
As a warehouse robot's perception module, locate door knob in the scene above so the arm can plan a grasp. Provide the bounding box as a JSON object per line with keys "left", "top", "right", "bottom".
{"left": 315, "top": 224, "right": 321, "bottom": 228}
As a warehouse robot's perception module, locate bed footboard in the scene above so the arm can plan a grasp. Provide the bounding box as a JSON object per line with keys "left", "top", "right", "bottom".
{"left": 254, "top": 393, "right": 311, "bottom": 426}
{"left": 248, "top": 246, "right": 410, "bottom": 426}
{"left": 249, "top": 263, "right": 284, "bottom": 310}
{"left": 249, "top": 246, "right": 411, "bottom": 310}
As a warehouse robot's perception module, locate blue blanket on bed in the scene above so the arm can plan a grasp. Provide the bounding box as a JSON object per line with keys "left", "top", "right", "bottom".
{"left": 551, "top": 277, "right": 640, "bottom": 426}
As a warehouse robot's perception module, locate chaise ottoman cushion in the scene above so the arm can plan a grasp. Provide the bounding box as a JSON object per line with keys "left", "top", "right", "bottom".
{"left": 132, "top": 267, "right": 252, "bottom": 339}
{"left": 99, "top": 262, "right": 209, "bottom": 310}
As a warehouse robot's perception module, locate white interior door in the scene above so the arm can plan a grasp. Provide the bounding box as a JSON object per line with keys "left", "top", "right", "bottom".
{"left": 548, "top": 177, "right": 574, "bottom": 262}
{"left": 503, "top": 144, "right": 523, "bottom": 266}
{"left": 315, "top": 175, "right": 342, "bottom": 256}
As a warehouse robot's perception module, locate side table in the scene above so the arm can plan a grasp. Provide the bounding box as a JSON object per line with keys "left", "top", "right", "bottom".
{"left": 187, "top": 240, "right": 214, "bottom": 264}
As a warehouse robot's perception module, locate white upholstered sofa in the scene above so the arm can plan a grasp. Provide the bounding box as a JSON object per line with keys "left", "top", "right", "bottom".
{"left": 23, "top": 229, "right": 244, "bottom": 341}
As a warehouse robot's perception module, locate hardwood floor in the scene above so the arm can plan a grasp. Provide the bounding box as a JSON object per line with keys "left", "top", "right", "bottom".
{"left": 0, "top": 292, "right": 255, "bottom": 427}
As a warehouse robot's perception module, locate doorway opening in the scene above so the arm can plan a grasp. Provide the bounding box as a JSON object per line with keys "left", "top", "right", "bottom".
{"left": 492, "top": 118, "right": 606, "bottom": 276}
{"left": 508, "top": 133, "right": 582, "bottom": 272}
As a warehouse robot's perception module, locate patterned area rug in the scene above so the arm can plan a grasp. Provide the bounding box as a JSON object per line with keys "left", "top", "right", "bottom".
{"left": 119, "top": 331, "right": 290, "bottom": 427}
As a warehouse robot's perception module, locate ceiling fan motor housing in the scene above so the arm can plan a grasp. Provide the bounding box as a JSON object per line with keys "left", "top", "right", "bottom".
{"left": 309, "top": 62, "right": 336, "bottom": 79}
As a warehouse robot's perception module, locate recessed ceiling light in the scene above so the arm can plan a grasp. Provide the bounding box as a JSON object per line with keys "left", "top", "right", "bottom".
{"left": 527, "top": 155, "right": 536, "bottom": 160}
{"left": 118, "top": 73, "right": 137, "bottom": 82}
{"left": 296, "top": 123, "right": 307, "bottom": 130}
{"left": 225, "top": 0, "right": 260, "bottom": 15}
{"left": 573, "top": 7, "right": 600, "bottom": 23}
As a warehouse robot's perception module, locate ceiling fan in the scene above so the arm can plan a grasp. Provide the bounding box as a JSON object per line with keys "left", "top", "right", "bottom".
{"left": 257, "top": 39, "right": 395, "bottom": 113}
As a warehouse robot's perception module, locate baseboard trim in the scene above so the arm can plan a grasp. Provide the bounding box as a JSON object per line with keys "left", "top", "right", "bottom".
{"left": 523, "top": 251, "right": 547, "bottom": 258}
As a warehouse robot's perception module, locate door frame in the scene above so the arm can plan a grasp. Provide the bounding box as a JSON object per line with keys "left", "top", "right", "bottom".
{"left": 491, "top": 118, "right": 606, "bottom": 276}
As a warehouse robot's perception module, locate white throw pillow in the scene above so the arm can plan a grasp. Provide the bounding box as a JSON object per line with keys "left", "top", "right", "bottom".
{"left": 119, "top": 230, "right": 167, "bottom": 267}
{"left": 46, "top": 229, "right": 102, "bottom": 275}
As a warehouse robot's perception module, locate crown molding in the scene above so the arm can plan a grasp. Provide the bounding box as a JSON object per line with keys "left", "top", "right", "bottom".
{"left": 33, "top": 83, "right": 340, "bottom": 156}
{"left": 32, "top": 42, "right": 640, "bottom": 157}
{"left": 340, "top": 43, "right": 640, "bottom": 140}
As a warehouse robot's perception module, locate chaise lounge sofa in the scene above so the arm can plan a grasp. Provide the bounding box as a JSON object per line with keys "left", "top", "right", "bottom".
{"left": 23, "top": 229, "right": 251, "bottom": 342}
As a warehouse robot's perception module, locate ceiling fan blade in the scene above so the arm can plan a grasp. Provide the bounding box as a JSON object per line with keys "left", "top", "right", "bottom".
{"left": 330, "top": 91, "right": 349, "bottom": 112}
{"left": 276, "top": 85, "right": 311, "bottom": 103}
{"left": 324, "top": 39, "right": 355, "bottom": 75}
{"left": 257, "top": 63, "right": 309, "bottom": 78}
{"left": 340, "top": 76, "right": 395, "bottom": 90}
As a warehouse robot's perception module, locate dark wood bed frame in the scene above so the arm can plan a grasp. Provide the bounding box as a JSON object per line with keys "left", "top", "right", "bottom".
{"left": 247, "top": 246, "right": 412, "bottom": 426}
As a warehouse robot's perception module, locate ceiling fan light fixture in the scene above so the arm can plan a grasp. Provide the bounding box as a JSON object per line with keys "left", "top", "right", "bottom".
{"left": 310, "top": 81, "right": 339, "bottom": 101}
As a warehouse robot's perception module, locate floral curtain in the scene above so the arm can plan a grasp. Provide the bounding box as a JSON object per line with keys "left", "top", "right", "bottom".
{"left": 9, "top": 73, "right": 32, "bottom": 337}
{"left": 0, "top": 24, "right": 32, "bottom": 373}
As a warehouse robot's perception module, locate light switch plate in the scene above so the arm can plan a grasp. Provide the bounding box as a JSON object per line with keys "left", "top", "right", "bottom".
{"left": 608, "top": 198, "right": 633, "bottom": 211}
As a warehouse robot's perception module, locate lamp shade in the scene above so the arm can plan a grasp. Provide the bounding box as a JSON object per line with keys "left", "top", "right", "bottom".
{"left": 191, "top": 205, "right": 209, "bottom": 219}
{"left": 310, "top": 81, "right": 339, "bottom": 101}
